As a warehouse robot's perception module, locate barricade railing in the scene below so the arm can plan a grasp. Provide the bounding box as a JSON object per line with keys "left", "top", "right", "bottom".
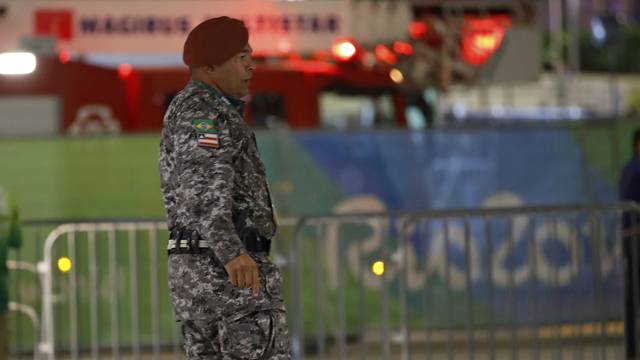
{"left": 34, "top": 217, "right": 297, "bottom": 360}
{"left": 289, "top": 202, "right": 640, "bottom": 360}
{"left": 7, "top": 260, "right": 40, "bottom": 360}
{"left": 21, "top": 203, "right": 640, "bottom": 359}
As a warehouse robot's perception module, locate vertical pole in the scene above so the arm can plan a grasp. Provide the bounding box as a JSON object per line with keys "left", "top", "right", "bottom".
{"left": 68, "top": 231, "right": 79, "bottom": 360}
{"left": 128, "top": 228, "right": 140, "bottom": 360}
{"left": 463, "top": 218, "right": 474, "bottom": 360}
{"left": 108, "top": 228, "right": 120, "bottom": 360}
{"left": 444, "top": 220, "right": 453, "bottom": 360}
{"left": 486, "top": 217, "right": 496, "bottom": 360}
{"left": 357, "top": 221, "right": 367, "bottom": 360}
{"left": 549, "top": 0, "right": 567, "bottom": 106}
{"left": 149, "top": 229, "right": 160, "bottom": 359}
{"left": 314, "top": 225, "right": 326, "bottom": 360}
{"left": 88, "top": 230, "right": 100, "bottom": 360}
{"left": 291, "top": 219, "right": 304, "bottom": 360}
{"left": 507, "top": 218, "right": 518, "bottom": 360}
{"left": 337, "top": 220, "right": 347, "bottom": 360}
{"left": 400, "top": 216, "right": 411, "bottom": 360}
{"left": 423, "top": 220, "right": 432, "bottom": 360}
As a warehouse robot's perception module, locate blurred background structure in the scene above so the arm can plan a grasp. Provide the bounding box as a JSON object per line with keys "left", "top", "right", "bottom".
{"left": 1, "top": 0, "right": 640, "bottom": 359}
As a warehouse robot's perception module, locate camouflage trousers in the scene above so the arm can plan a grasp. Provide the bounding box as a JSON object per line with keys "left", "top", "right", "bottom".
{"left": 168, "top": 252, "right": 291, "bottom": 359}
{"left": 181, "top": 309, "right": 291, "bottom": 359}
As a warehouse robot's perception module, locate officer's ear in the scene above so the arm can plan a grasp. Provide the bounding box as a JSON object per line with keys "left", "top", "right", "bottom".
{"left": 205, "top": 65, "right": 216, "bottom": 73}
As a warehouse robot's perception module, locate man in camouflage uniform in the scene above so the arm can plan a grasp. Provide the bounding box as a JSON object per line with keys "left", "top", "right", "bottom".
{"left": 159, "top": 17, "right": 291, "bottom": 359}
{"left": 0, "top": 187, "right": 22, "bottom": 360}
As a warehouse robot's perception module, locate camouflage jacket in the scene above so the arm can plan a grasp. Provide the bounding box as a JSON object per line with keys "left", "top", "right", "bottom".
{"left": 159, "top": 80, "right": 277, "bottom": 266}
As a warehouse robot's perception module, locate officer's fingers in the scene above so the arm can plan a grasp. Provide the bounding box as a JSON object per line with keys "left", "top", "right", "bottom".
{"left": 243, "top": 269, "right": 253, "bottom": 288}
{"left": 252, "top": 269, "right": 260, "bottom": 296}
{"left": 228, "top": 268, "right": 238, "bottom": 287}
{"left": 236, "top": 268, "right": 244, "bottom": 287}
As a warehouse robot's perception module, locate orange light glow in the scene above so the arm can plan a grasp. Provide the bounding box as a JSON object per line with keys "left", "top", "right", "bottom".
{"left": 473, "top": 34, "right": 500, "bottom": 50}
{"left": 331, "top": 38, "right": 359, "bottom": 62}
{"left": 117, "top": 63, "right": 133, "bottom": 79}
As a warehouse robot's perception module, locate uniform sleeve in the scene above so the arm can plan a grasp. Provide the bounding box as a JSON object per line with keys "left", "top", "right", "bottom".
{"left": 174, "top": 105, "right": 245, "bottom": 265}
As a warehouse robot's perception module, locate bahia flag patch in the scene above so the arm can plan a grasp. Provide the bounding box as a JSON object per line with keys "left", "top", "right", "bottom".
{"left": 197, "top": 133, "right": 219, "bottom": 148}
{"left": 191, "top": 117, "right": 220, "bottom": 149}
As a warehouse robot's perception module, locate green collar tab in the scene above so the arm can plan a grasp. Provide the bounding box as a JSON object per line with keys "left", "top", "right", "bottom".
{"left": 190, "top": 80, "right": 245, "bottom": 113}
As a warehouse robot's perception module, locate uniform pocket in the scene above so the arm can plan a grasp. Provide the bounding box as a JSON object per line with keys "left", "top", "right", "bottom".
{"left": 264, "top": 263, "right": 284, "bottom": 299}
{"left": 219, "top": 311, "right": 272, "bottom": 360}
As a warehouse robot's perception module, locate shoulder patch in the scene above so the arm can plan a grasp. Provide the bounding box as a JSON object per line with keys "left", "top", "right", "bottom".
{"left": 191, "top": 118, "right": 219, "bottom": 134}
{"left": 191, "top": 118, "right": 220, "bottom": 149}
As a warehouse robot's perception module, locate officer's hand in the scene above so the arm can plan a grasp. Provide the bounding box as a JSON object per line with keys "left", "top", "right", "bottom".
{"left": 224, "top": 253, "right": 260, "bottom": 296}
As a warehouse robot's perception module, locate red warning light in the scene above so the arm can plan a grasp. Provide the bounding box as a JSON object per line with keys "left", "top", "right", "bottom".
{"left": 117, "top": 63, "right": 133, "bottom": 79}
{"left": 393, "top": 41, "right": 414, "bottom": 56}
{"left": 58, "top": 50, "right": 71, "bottom": 64}
{"left": 461, "top": 15, "right": 512, "bottom": 66}
{"left": 374, "top": 44, "right": 397, "bottom": 65}
{"left": 331, "top": 38, "right": 359, "bottom": 62}
{"left": 409, "top": 21, "right": 428, "bottom": 39}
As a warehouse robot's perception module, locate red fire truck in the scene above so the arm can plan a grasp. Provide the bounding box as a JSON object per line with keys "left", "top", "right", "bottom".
{"left": 0, "top": 0, "right": 533, "bottom": 135}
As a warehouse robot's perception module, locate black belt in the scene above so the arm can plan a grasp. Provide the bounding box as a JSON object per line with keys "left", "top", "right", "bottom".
{"left": 167, "top": 228, "right": 271, "bottom": 255}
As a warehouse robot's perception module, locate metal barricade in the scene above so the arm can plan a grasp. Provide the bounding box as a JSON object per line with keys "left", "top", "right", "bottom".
{"left": 35, "top": 218, "right": 297, "bottom": 360}
{"left": 7, "top": 219, "right": 61, "bottom": 360}
{"left": 38, "top": 221, "right": 171, "bottom": 360}
{"left": 28, "top": 204, "right": 640, "bottom": 360}
{"left": 7, "top": 260, "right": 40, "bottom": 360}
{"left": 288, "top": 202, "right": 640, "bottom": 360}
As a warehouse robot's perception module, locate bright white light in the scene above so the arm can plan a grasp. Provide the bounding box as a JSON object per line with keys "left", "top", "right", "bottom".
{"left": 0, "top": 52, "right": 37, "bottom": 75}
{"left": 333, "top": 41, "right": 357, "bottom": 60}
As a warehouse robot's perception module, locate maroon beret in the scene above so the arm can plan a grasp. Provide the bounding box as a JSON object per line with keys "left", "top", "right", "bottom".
{"left": 183, "top": 16, "right": 249, "bottom": 67}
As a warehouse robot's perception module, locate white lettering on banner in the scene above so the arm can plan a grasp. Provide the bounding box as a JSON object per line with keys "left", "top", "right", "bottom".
{"left": 326, "top": 195, "right": 390, "bottom": 290}
{"left": 324, "top": 192, "right": 623, "bottom": 292}
{"left": 485, "top": 192, "right": 531, "bottom": 288}
{"left": 533, "top": 221, "right": 579, "bottom": 287}
{"left": 425, "top": 223, "right": 482, "bottom": 290}
{"left": 581, "top": 220, "right": 622, "bottom": 279}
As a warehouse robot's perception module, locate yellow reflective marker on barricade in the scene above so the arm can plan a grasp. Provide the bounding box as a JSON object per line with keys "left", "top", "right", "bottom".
{"left": 57, "top": 257, "right": 72, "bottom": 273}
{"left": 372, "top": 261, "right": 385, "bottom": 276}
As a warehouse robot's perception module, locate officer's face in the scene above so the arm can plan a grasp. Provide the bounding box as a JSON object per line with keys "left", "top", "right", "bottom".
{"left": 212, "top": 45, "right": 255, "bottom": 99}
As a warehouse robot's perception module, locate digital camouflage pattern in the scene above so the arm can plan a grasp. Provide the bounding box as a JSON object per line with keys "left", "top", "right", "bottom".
{"left": 171, "top": 253, "right": 290, "bottom": 359}
{"left": 167, "top": 252, "right": 285, "bottom": 320}
{"left": 160, "top": 80, "right": 276, "bottom": 267}
{"left": 182, "top": 307, "right": 290, "bottom": 359}
{"left": 159, "top": 80, "right": 289, "bottom": 358}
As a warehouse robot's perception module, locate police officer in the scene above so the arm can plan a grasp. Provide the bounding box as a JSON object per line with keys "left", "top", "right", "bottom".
{"left": 0, "top": 187, "right": 22, "bottom": 360}
{"left": 159, "top": 17, "right": 291, "bottom": 359}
